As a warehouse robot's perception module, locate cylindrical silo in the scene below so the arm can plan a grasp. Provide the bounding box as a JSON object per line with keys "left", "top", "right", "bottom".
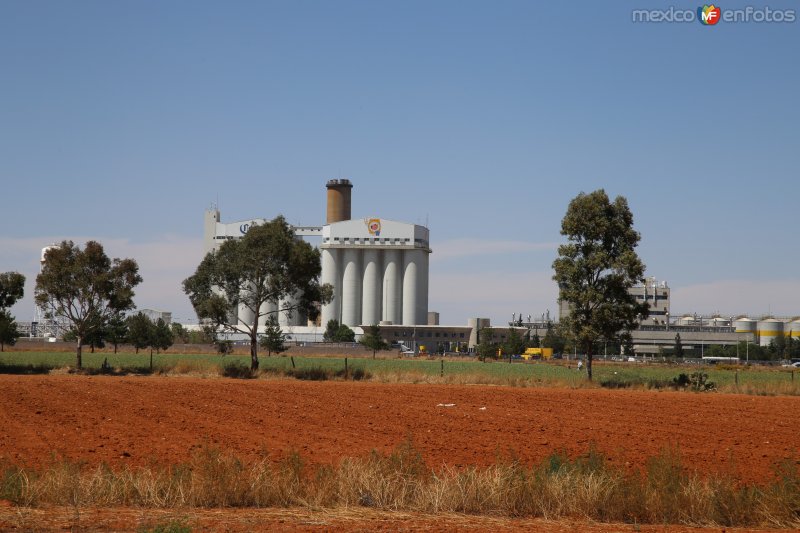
{"left": 278, "top": 294, "right": 296, "bottom": 327}
{"left": 757, "top": 319, "right": 784, "bottom": 347}
{"left": 258, "top": 299, "right": 278, "bottom": 327}
{"left": 320, "top": 248, "right": 340, "bottom": 327}
{"left": 734, "top": 317, "right": 757, "bottom": 335}
{"left": 788, "top": 320, "right": 800, "bottom": 340}
{"left": 402, "top": 250, "right": 422, "bottom": 325}
{"left": 382, "top": 249, "right": 402, "bottom": 324}
{"left": 415, "top": 250, "right": 429, "bottom": 325}
{"left": 341, "top": 248, "right": 362, "bottom": 326}
{"left": 709, "top": 317, "right": 730, "bottom": 327}
{"left": 238, "top": 284, "right": 255, "bottom": 327}
{"left": 361, "top": 249, "right": 382, "bottom": 326}
{"left": 326, "top": 179, "right": 353, "bottom": 224}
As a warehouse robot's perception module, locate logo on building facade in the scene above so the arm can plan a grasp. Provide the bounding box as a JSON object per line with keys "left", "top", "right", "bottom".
{"left": 239, "top": 223, "right": 250, "bottom": 234}
{"left": 366, "top": 218, "right": 381, "bottom": 236}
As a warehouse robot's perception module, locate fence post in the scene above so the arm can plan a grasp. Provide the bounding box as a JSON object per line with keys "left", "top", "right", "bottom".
{"left": 345, "top": 357, "right": 348, "bottom": 380}
{"left": 290, "top": 356, "right": 295, "bottom": 369}
{"left": 440, "top": 359, "right": 444, "bottom": 377}
{"left": 735, "top": 370, "right": 739, "bottom": 389}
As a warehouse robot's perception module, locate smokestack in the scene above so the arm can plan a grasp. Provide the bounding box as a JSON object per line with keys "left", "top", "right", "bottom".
{"left": 326, "top": 179, "right": 353, "bottom": 224}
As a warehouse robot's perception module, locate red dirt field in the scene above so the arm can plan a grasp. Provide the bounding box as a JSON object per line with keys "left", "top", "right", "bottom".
{"left": 2, "top": 374, "right": 800, "bottom": 531}
{"left": 1, "top": 374, "right": 798, "bottom": 483}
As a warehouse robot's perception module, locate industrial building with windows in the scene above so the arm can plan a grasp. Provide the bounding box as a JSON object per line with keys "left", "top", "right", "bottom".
{"left": 203, "top": 179, "right": 431, "bottom": 331}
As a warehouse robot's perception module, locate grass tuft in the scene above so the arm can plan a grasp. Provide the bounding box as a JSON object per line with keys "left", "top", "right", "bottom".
{"left": 2, "top": 443, "right": 799, "bottom": 528}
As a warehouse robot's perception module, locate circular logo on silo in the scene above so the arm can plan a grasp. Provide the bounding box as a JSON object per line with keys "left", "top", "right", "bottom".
{"left": 366, "top": 218, "right": 381, "bottom": 236}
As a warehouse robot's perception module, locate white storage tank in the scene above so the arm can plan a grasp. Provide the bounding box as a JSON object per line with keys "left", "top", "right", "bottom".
{"left": 757, "top": 319, "right": 784, "bottom": 347}
{"left": 677, "top": 315, "right": 695, "bottom": 326}
{"left": 788, "top": 320, "right": 800, "bottom": 340}
{"left": 709, "top": 317, "right": 731, "bottom": 327}
{"left": 734, "top": 317, "right": 757, "bottom": 334}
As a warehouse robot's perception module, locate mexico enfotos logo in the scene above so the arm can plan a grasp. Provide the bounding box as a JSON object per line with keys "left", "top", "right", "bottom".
{"left": 632, "top": 5, "right": 796, "bottom": 24}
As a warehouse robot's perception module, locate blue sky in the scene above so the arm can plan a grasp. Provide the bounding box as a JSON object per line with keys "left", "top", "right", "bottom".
{"left": 2, "top": 1, "right": 798, "bottom": 325}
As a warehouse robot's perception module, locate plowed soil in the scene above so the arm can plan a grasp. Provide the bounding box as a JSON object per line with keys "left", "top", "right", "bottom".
{"left": 1, "top": 374, "right": 798, "bottom": 483}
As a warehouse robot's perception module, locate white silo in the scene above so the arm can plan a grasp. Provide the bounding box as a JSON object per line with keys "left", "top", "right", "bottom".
{"left": 416, "top": 250, "right": 429, "bottom": 325}
{"left": 709, "top": 317, "right": 730, "bottom": 327}
{"left": 341, "top": 248, "right": 362, "bottom": 327}
{"left": 757, "top": 319, "right": 784, "bottom": 347}
{"left": 382, "top": 249, "right": 402, "bottom": 324}
{"left": 788, "top": 320, "right": 800, "bottom": 340}
{"left": 361, "top": 249, "right": 382, "bottom": 326}
{"left": 402, "top": 250, "right": 422, "bottom": 325}
{"left": 258, "top": 300, "right": 278, "bottom": 327}
{"left": 677, "top": 314, "right": 695, "bottom": 326}
{"left": 734, "top": 317, "right": 757, "bottom": 335}
{"left": 320, "top": 248, "right": 340, "bottom": 326}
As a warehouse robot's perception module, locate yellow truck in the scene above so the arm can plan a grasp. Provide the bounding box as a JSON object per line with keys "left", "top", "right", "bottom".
{"left": 521, "top": 347, "right": 553, "bottom": 360}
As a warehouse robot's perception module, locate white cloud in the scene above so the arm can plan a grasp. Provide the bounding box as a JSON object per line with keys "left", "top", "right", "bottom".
{"left": 433, "top": 238, "right": 558, "bottom": 261}
{"left": 670, "top": 279, "right": 800, "bottom": 318}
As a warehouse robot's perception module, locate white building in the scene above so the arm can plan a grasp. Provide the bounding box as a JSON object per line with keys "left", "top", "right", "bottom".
{"left": 202, "top": 179, "right": 432, "bottom": 329}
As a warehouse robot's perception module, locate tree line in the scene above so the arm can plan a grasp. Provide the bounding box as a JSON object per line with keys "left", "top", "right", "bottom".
{"left": 3, "top": 193, "right": 793, "bottom": 377}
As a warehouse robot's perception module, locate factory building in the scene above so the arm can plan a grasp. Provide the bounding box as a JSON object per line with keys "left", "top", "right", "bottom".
{"left": 558, "top": 277, "right": 670, "bottom": 326}
{"left": 202, "top": 179, "right": 431, "bottom": 328}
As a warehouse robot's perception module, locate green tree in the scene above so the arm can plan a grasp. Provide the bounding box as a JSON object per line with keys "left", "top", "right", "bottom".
{"left": 674, "top": 333, "right": 684, "bottom": 358}
{"left": 0, "top": 272, "right": 26, "bottom": 310}
{"left": 528, "top": 332, "right": 541, "bottom": 348}
{"left": 552, "top": 190, "right": 649, "bottom": 380}
{"left": 324, "top": 319, "right": 339, "bottom": 341}
{"left": 126, "top": 312, "right": 153, "bottom": 354}
{"left": 171, "top": 323, "right": 188, "bottom": 343}
{"left": 84, "top": 327, "right": 106, "bottom": 353}
{"left": 476, "top": 327, "right": 497, "bottom": 362}
{"left": 35, "top": 241, "right": 141, "bottom": 369}
{"left": 323, "top": 319, "right": 355, "bottom": 342}
{"left": 542, "top": 324, "right": 566, "bottom": 355}
{"left": 503, "top": 328, "right": 526, "bottom": 357}
{"left": 103, "top": 312, "right": 128, "bottom": 354}
{"left": 183, "top": 217, "right": 332, "bottom": 371}
{"left": 151, "top": 318, "right": 173, "bottom": 354}
{"left": 0, "top": 311, "right": 21, "bottom": 351}
{"left": 769, "top": 335, "right": 787, "bottom": 360}
{"left": 336, "top": 324, "right": 355, "bottom": 342}
{"left": 360, "top": 324, "right": 389, "bottom": 358}
{"left": 260, "top": 315, "right": 289, "bottom": 356}
{"left": 0, "top": 272, "right": 25, "bottom": 351}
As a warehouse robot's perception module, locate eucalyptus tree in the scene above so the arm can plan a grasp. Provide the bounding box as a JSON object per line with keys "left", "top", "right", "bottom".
{"left": 552, "top": 190, "right": 649, "bottom": 380}
{"left": 35, "top": 241, "right": 141, "bottom": 369}
{"left": 183, "top": 216, "right": 332, "bottom": 370}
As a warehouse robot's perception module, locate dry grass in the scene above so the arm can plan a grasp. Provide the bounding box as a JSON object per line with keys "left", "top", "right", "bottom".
{"left": 2, "top": 443, "right": 798, "bottom": 528}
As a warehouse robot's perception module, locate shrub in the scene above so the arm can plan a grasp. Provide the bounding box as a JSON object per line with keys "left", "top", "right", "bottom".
{"left": 220, "top": 362, "right": 255, "bottom": 379}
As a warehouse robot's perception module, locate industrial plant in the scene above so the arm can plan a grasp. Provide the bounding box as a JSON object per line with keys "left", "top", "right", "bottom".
{"left": 14, "top": 179, "right": 799, "bottom": 358}
{"left": 203, "top": 179, "right": 431, "bottom": 329}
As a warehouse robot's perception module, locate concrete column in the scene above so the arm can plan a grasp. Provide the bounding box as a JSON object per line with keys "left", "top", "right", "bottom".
{"left": 238, "top": 282, "right": 255, "bottom": 327}
{"left": 382, "top": 249, "right": 401, "bottom": 324}
{"left": 402, "top": 250, "right": 421, "bottom": 325}
{"left": 320, "top": 248, "right": 339, "bottom": 327}
{"left": 416, "top": 250, "right": 429, "bottom": 325}
{"left": 278, "top": 294, "right": 295, "bottom": 327}
{"left": 361, "top": 249, "right": 382, "bottom": 326}
{"left": 259, "top": 299, "right": 278, "bottom": 328}
{"left": 341, "top": 248, "right": 362, "bottom": 327}
{"left": 238, "top": 300, "right": 255, "bottom": 328}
